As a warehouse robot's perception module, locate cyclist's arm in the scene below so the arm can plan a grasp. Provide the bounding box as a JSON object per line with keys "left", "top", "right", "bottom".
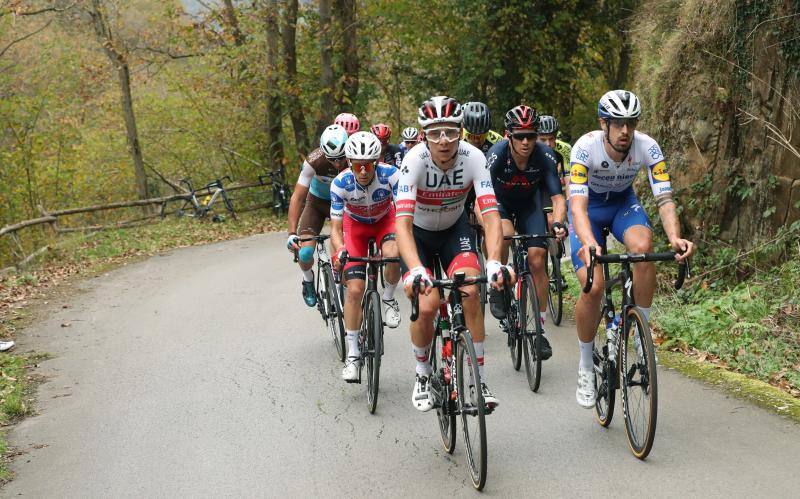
{"left": 543, "top": 150, "right": 566, "bottom": 225}
{"left": 395, "top": 216, "right": 421, "bottom": 270}
{"left": 331, "top": 217, "right": 344, "bottom": 254}
{"left": 395, "top": 162, "right": 421, "bottom": 269}
{"left": 288, "top": 162, "right": 314, "bottom": 234}
{"left": 329, "top": 181, "right": 346, "bottom": 252}
{"left": 568, "top": 161, "right": 599, "bottom": 262}
{"left": 472, "top": 160, "right": 501, "bottom": 262}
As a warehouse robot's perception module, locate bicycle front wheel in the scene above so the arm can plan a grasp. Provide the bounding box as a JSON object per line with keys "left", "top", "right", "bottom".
{"left": 323, "top": 264, "right": 346, "bottom": 362}
{"left": 365, "top": 291, "right": 383, "bottom": 414}
{"left": 507, "top": 294, "right": 522, "bottom": 371}
{"left": 522, "top": 274, "right": 543, "bottom": 392}
{"left": 594, "top": 313, "right": 617, "bottom": 428}
{"left": 477, "top": 251, "right": 487, "bottom": 318}
{"left": 546, "top": 253, "right": 563, "bottom": 325}
{"left": 431, "top": 331, "right": 456, "bottom": 454}
{"left": 621, "top": 307, "right": 658, "bottom": 459}
{"left": 456, "top": 330, "right": 487, "bottom": 491}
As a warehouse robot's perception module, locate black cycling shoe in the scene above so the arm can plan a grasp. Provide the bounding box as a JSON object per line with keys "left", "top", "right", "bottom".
{"left": 488, "top": 288, "right": 507, "bottom": 320}
{"left": 538, "top": 335, "right": 553, "bottom": 360}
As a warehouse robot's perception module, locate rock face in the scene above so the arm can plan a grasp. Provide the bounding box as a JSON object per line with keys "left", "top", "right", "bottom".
{"left": 632, "top": 0, "right": 800, "bottom": 248}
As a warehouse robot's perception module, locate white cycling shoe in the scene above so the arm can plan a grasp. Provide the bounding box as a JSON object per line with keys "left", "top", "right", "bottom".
{"left": 342, "top": 357, "right": 361, "bottom": 383}
{"left": 412, "top": 373, "right": 434, "bottom": 412}
{"left": 576, "top": 367, "right": 596, "bottom": 408}
{"left": 383, "top": 299, "right": 400, "bottom": 329}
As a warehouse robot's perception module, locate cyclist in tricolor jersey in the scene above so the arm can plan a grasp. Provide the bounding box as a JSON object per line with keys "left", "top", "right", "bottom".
{"left": 396, "top": 96, "right": 512, "bottom": 412}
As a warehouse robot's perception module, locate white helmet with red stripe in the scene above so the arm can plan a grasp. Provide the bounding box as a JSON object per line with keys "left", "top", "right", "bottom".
{"left": 417, "top": 96, "right": 463, "bottom": 128}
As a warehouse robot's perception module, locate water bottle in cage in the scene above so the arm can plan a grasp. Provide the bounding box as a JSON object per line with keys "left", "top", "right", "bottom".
{"left": 607, "top": 315, "right": 620, "bottom": 363}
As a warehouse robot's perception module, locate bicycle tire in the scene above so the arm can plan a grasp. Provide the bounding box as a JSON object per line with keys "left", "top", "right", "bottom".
{"left": 431, "top": 331, "right": 456, "bottom": 454}
{"left": 456, "top": 330, "right": 488, "bottom": 491}
{"left": 621, "top": 307, "right": 658, "bottom": 459}
{"left": 322, "top": 264, "right": 346, "bottom": 362}
{"left": 522, "top": 274, "right": 543, "bottom": 392}
{"left": 594, "top": 312, "right": 617, "bottom": 427}
{"left": 365, "top": 290, "right": 383, "bottom": 414}
{"left": 507, "top": 289, "right": 522, "bottom": 372}
{"left": 546, "top": 253, "right": 564, "bottom": 325}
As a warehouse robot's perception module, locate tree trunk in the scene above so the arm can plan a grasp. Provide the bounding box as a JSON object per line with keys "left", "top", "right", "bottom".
{"left": 89, "top": 0, "right": 148, "bottom": 203}
{"left": 318, "top": 0, "right": 335, "bottom": 136}
{"left": 282, "top": 0, "right": 310, "bottom": 154}
{"left": 222, "top": 0, "right": 244, "bottom": 46}
{"left": 335, "top": 0, "right": 358, "bottom": 108}
{"left": 265, "top": 0, "right": 285, "bottom": 171}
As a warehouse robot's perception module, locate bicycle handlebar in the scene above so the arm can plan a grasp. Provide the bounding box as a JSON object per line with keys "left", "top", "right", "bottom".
{"left": 582, "top": 246, "right": 691, "bottom": 293}
{"left": 409, "top": 273, "right": 488, "bottom": 322}
{"left": 339, "top": 250, "right": 400, "bottom": 265}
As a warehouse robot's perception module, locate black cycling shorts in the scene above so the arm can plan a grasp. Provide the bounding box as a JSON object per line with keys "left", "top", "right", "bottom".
{"left": 401, "top": 212, "right": 480, "bottom": 277}
{"left": 497, "top": 197, "right": 548, "bottom": 249}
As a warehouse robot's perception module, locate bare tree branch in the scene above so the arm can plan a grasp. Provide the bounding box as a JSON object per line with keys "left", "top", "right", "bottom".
{"left": 131, "top": 45, "right": 203, "bottom": 60}
{"left": 0, "top": 19, "right": 52, "bottom": 58}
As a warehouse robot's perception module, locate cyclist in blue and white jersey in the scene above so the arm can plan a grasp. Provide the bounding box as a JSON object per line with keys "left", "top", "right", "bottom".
{"left": 394, "top": 127, "right": 419, "bottom": 165}
{"left": 569, "top": 90, "right": 695, "bottom": 408}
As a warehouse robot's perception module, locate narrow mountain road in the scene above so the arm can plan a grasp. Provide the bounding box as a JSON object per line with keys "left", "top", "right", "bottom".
{"left": 4, "top": 233, "right": 799, "bottom": 497}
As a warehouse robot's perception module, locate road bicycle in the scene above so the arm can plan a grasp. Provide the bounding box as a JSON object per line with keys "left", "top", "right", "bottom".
{"left": 295, "top": 234, "right": 346, "bottom": 362}
{"left": 339, "top": 240, "right": 399, "bottom": 414}
{"left": 583, "top": 233, "right": 689, "bottom": 459}
{"left": 258, "top": 169, "right": 291, "bottom": 216}
{"left": 172, "top": 176, "right": 236, "bottom": 222}
{"left": 499, "top": 233, "right": 557, "bottom": 392}
{"left": 410, "top": 266, "right": 493, "bottom": 491}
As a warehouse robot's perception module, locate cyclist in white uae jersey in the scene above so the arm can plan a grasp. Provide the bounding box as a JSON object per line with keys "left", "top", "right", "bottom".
{"left": 396, "top": 95, "right": 512, "bottom": 412}
{"left": 569, "top": 90, "right": 694, "bottom": 408}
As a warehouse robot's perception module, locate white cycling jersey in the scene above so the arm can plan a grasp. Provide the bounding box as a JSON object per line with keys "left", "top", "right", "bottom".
{"left": 568, "top": 130, "right": 672, "bottom": 200}
{"left": 329, "top": 163, "right": 399, "bottom": 224}
{"left": 396, "top": 141, "right": 498, "bottom": 231}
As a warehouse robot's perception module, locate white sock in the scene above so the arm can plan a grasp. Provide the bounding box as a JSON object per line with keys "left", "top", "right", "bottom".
{"left": 579, "top": 339, "right": 594, "bottom": 370}
{"left": 413, "top": 342, "right": 432, "bottom": 376}
{"left": 474, "top": 342, "right": 486, "bottom": 381}
{"left": 539, "top": 312, "right": 548, "bottom": 337}
{"left": 301, "top": 269, "right": 313, "bottom": 282}
{"left": 640, "top": 307, "right": 651, "bottom": 322}
{"left": 383, "top": 281, "right": 397, "bottom": 301}
{"left": 346, "top": 330, "right": 360, "bottom": 358}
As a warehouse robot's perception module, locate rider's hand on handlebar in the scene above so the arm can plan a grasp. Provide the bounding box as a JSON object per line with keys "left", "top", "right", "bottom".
{"left": 669, "top": 237, "right": 694, "bottom": 261}
{"left": 486, "top": 260, "right": 515, "bottom": 291}
{"left": 551, "top": 221, "right": 568, "bottom": 241}
{"left": 578, "top": 242, "right": 598, "bottom": 268}
{"left": 403, "top": 266, "right": 432, "bottom": 298}
{"left": 286, "top": 234, "right": 300, "bottom": 252}
{"left": 332, "top": 248, "right": 346, "bottom": 271}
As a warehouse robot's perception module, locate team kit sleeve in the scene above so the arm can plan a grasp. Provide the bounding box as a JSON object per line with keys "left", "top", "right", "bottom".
{"left": 329, "top": 174, "right": 347, "bottom": 220}
{"left": 642, "top": 135, "right": 673, "bottom": 198}
{"left": 395, "top": 156, "right": 418, "bottom": 219}
{"left": 296, "top": 160, "right": 315, "bottom": 187}
{"left": 388, "top": 166, "right": 401, "bottom": 199}
{"left": 568, "top": 135, "right": 591, "bottom": 198}
{"left": 472, "top": 156, "right": 499, "bottom": 215}
{"left": 542, "top": 148, "right": 564, "bottom": 197}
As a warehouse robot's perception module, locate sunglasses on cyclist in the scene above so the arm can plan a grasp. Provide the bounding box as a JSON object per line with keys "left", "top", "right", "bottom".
{"left": 510, "top": 131, "right": 538, "bottom": 142}
{"left": 608, "top": 118, "right": 638, "bottom": 130}
{"left": 425, "top": 127, "right": 461, "bottom": 144}
{"left": 404, "top": 140, "right": 416, "bottom": 147}
{"left": 351, "top": 161, "right": 376, "bottom": 173}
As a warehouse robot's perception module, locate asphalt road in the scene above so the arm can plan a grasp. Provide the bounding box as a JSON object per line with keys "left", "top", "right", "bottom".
{"left": 5, "top": 233, "right": 800, "bottom": 497}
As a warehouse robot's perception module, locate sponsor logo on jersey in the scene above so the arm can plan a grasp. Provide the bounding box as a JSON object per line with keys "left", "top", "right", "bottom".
{"left": 648, "top": 144, "right": 664, "bottom": 161}
{"left": 601, "top": 161, "right": 609, "bottom": 169}
{"left": 650, "top": 161, "right": 670, "bottom": 182}
{"left": 570, "top": 164, "right": 588, "bottom": 184}
{"left": 372, "top": 189, "right": 389, "bottom": 202}
{"left": 575, "top": 147, "right": 590, "bottom": 162}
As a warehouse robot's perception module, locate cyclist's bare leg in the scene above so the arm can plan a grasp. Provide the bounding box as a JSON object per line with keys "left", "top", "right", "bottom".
{"left": 380, "top": 239, "right": 400, "bottom": 286}
{"left": 410, "top": 287, "right": 440, "bottom": 350}
{"left": 499, "top": 219, "right": 515, "bottom": 265}
{"left": 297, "top": 238, "right": 315, "bottom": 272}
{"left": 452, "top": 266, "right": 484, "bottom": 341}
{"left": 574, "top": 265, "right": 605, "bottom": 343}
{"left": 526, "top": 247, "right": 549, "bottom": 314}
{"left": 344, "top": 278, "right": 365, "bottom": 330}
{"left": 623, "top": 225, "right": 655, "bottom": 308}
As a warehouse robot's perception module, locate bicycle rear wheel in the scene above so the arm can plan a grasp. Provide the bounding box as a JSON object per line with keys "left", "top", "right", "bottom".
{"left": 431, "top": 331, "right": 456, "bottom": 453}
{"left": 456, "top": 330, "right": 487, "bottom": 491}
{"left": 594, "top": 313, "right": 617, "bottom": 427}
{"left": 521, "top": 274, "right": 542, "bottom": 392}
{"left": 221, "top": 190, "right": 237, "bottom": 220}
{"left": 621, "top": 307, "right": 658, "bottom": 459}
{"left": 546, "top": 253, "right": 563, "bottom": 325}
{"left": 322, "top": 264, "right": 346, "bottom": 362}
{"left": 365, "top": 291, "right": 383, "bottom": 414}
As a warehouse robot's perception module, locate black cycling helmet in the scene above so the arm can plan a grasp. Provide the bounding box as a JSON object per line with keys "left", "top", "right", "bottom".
{"left": 538, "top": 115, "right": 559, "bottom": 134}
{"left": 462, "top": 101, "right": 491, "bottom": 135}
{"left": 504, "top": 105, "right": 539, "bottom": 132}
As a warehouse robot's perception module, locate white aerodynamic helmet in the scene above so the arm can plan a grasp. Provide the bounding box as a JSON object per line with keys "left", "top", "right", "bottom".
{"left": 598, "top": 90, "right": 642, "bottom": 119}
{"left": 345, "top": 131, "right": 382, "bottom": 161}
{"left": 401, "top": 126, "right": 419, "bottom": 141}
{"left": 320, "top": 124, "right": 349, "bottom": 159}
{"left": 417, "top": 95, "right": 463, "bottom": 128}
